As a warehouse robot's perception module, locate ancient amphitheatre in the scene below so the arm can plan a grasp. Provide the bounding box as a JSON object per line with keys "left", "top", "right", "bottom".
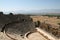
{"left": 0, "top": 12, "right": 60, "bottom": 40}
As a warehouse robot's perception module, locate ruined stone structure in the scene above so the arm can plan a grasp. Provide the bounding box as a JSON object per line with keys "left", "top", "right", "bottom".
{"left": 0, "top": 13, "right": 36, "bottom": 40}
{"left": 0, "top": 14, "right": 34, "bottom": 31}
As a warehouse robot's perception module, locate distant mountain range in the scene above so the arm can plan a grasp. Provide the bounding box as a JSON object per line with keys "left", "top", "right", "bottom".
{"left": 5, "top": 9, "right": 60, "bottom": 15}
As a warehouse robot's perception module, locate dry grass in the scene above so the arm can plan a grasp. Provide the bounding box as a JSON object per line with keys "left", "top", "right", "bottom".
{"left": 30, "top": 16, "right": 60, "bottom": 25}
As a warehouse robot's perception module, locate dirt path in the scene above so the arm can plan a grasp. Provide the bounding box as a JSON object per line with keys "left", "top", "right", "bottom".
{"left": 0, "top": 31, "right": 48, "bottom": 40}
{"left": 27, "top": 32, "right": 48, "bottom": 40}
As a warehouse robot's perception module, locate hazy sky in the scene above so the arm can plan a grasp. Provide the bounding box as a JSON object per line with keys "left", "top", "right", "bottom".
{"left": 0, "top": 0, "right": 60, "bottom": 12}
